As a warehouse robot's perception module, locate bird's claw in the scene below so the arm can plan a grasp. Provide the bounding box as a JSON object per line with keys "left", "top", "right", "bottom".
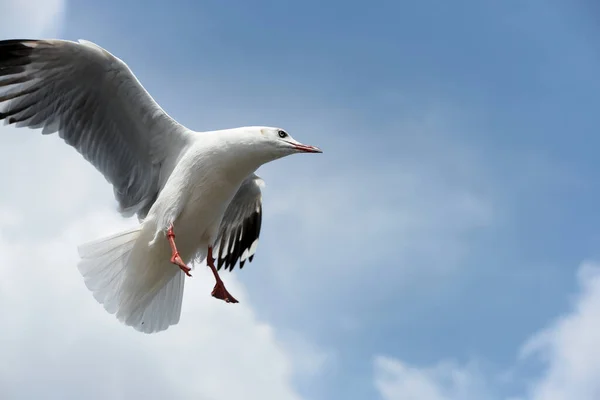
{"left": 211, "top": 281, "right": 239, "bottom": 303}
{"left": 179, "top": 265, "right": 192, "bottom": 277}
{"left": 171, "top": 252, "right": 192, "bottom": 277}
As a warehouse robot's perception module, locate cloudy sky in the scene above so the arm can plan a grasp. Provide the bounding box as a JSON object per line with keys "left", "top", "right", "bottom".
{"left": 1, "top": 0, "right": 600, "bottom": 399}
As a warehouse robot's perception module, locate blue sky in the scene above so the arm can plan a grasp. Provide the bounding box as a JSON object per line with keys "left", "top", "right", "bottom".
{"left": 2, "top": 1, "right": 600, "bottom": 399}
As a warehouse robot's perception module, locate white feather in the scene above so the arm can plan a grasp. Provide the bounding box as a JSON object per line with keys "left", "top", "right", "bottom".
{"left": 77, "top": 225, "right": 184, "bottom": 334}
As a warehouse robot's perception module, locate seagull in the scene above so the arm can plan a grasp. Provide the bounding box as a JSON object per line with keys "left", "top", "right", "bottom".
{"left": 0, "top": 39, "right": 322, "bottom": 333}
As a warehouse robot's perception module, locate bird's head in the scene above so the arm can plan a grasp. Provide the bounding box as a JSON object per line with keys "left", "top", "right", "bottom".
{"left": 222, "top": 126, "right": 322, "bottom": 169}
{"left": 253, "top": 126, "right": 322, "bottom": 159}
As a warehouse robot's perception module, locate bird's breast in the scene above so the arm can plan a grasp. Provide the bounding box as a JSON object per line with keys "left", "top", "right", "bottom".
{"left": 172, "top": 168, "right": 244, "bottom": 258}
{"left": 151, "top": 140, "right": 259, "bottom": 261}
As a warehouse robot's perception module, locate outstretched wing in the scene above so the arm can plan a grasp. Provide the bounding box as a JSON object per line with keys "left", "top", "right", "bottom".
{"left": 0, "top": 39, "right": 189, "bottom": 218}
{"left": 215, "top": 174, "right": 264, "bottom": 271}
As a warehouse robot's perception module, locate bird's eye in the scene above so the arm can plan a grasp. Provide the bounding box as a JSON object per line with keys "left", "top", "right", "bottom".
{"left": 278, "top": 130, "right": 287, "bottom": 138}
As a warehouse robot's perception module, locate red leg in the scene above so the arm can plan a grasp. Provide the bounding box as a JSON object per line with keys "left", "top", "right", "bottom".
{"left": 207, "top": 247, "right": 239, "bottom": 303}
{"left": 167, "top": 225, "right": 192, "bottom": 277}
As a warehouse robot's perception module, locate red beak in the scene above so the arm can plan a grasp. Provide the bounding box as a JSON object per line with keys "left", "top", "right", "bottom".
{"left": 292, "top": 143, "right": 323, "bottom": 153}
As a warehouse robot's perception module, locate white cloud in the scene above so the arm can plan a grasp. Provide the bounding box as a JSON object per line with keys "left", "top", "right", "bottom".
{"left": 373, "top": 262, "right": 600, "bottom": 400}
{"left": 374, "top": 356, "right": 493, "bottom": 400}
{"left": 519, "top": 262, "right": 600, "bottom": 400}
{"left": 278, "top": 330, "right": 336, "bottom": 381}
{"left": 0, "top": 207, "right": 306, "bottom": 400}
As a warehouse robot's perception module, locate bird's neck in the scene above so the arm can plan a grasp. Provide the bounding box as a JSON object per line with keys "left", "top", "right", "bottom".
{"left": 206, "top": 129, "right": 273, "bottom": 182}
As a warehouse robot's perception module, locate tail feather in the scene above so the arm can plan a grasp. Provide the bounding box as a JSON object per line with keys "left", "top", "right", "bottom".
{"left": 122, "top": 271, "right": 185, "bottom": 333}
{"left": 77, "top": 227, "right": 185, "bottom": 333}
{"left": 78, "top": 227, "right": 141, "bottom": 259}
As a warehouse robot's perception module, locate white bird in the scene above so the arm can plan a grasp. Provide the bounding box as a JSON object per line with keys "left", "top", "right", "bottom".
{"left": 0, "top": 39, "right": 322, "bottom": 333}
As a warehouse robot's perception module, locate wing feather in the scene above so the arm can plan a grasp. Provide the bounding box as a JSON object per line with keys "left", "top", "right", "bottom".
{"left": 0, "top": 39, "right": 190, "bottom": 218}
{"left": 215, "top": 174, "right": 264, "bottom": 271}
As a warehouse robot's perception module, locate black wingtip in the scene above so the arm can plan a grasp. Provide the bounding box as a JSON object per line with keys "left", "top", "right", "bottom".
{"left": 0, "top": 40, "right": 35, "bottom": 74}
{"left": 0, "top": 39, "right": 37, "bottom": 45}
{"left": 0, "top": 39, "right": 36, "bottom": 55}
